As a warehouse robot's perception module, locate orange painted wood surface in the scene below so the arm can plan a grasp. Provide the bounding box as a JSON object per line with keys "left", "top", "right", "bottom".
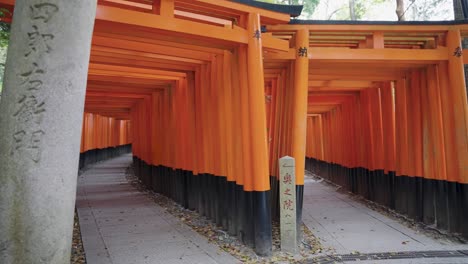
{"left": 2, "top": 0, "right": 466, "bottom": 187}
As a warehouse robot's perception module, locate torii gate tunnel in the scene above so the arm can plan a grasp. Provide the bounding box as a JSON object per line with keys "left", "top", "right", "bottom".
{"left": 0, "top": 0, "right": 467, "bottom": 259}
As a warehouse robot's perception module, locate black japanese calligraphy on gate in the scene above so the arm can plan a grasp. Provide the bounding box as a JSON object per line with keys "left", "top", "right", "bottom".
{"left": 11, "top": 2, "right": 58, "bottom": 163}
{"left": 298, "top": 46, "right": 308, "bottom": 57}
{"left": 453, "top": 46, "right": 463, "bottom": 57}
{"left": 253, "top": 29, "right": 261, "bottom": 40}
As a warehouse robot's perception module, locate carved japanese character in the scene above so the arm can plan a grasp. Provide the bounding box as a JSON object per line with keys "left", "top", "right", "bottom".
{"left": 14, "top": 95, "right": 45, "bottom": 124}
{"left": 284, "top": 188, "right": 292, "bottom": 196}
{"left": 25, "top": 25, "right": 54, "bottom": 57}
{"left": 283, "top": 199, "right": 293, "bottom": 211}
{"left": 283, "top": 173, "right": 292, "bottom": 184}
{"left": 31, "top": 130, "right": 44, "bottom": 144}
{"left": 11, "top": 130, "right": 45, "bottom": 162}
{"left": 12, "top": 130, "right": 26, "bottom": 150}
{"left": 20, "top": 63, "right": 44, "bottom": 90}
{"left": 30, "top": 3, "right": 59, "bottom": 22}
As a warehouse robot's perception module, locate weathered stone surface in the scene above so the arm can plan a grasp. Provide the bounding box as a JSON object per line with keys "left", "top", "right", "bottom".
{"left": 0, "top": 1, "right": 96, "bottom": 263}
{"left": 279, "top": 156, "right": 297, "bottom": 253}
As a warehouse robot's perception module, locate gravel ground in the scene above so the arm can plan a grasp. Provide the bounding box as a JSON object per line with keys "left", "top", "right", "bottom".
{"left": 126, "top": 165, "right": 328, "bottom": 264}
{"left": 71, "top": 210, "right": 86, "bottom": 264}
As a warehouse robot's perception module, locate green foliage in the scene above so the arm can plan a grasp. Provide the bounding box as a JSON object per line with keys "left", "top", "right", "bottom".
{"left": 0, "top": 22, "right": 9, "bottom": 48}
{"left": 0, "top": 43, "right": 7, "bottom": 88}
{"left": 353, "top": 0, "right": 368, "bottom": 20}
{"left": 0, "top": 8, "right": 10, "bottom": 97}
{"left": 333, "top": 0, "right": 392, "bottom": 20}
{"left": 0, "top": 8, "right": 10, "bottom": 47}
{"left": 407, "top": 0, "right": 452, "bottom": 20}
{"left": 257, "top": 0, "right": 320, "bottom": 19}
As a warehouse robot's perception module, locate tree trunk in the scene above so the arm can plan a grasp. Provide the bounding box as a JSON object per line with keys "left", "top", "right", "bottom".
{"left": 349, "top": 0, "right": 356, "bottom": 20}
{"left": 396, "top": 0, "right": 406, "bottom": 21}
{"left": 453, "top": 0, "right": 468, "bottom": 101}
{"left": 453, "top": 0, "right": 464, "bottom": 20}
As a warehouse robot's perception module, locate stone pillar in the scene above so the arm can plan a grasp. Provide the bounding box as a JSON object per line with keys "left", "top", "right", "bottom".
{"left": 279, "top": 156, "right": 297, "bottom": 254}
{"left": 0, "top": 1, "right": 96, "bottom": 263}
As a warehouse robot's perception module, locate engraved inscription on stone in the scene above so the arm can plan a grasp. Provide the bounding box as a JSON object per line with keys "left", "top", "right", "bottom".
{"left": 11, "top": 2, "right": 59, "bottom": 163}
{"left": 30, "top": 3, "right": 59, "bottom": 22}
{"left": 20, "top": 63, "right": 45, "bottom": 90}
{"left": 14, "top": 95, "right": 45, "bottom": 123}
{"left": 279, "top": 156, "right": 297, "bottom": 253}
{"left": 25, "top": 25, "right": 54, "bottom": 57}
{"left": 11, "top": 129, "right": 45, "bottom": 162}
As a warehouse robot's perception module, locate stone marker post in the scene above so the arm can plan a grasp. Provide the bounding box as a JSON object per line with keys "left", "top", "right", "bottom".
{"left": 279, "top": 156, "right": 297, "bottom": 253}
{"left": 0, "top": 1, "right": 97, "bottom": 263}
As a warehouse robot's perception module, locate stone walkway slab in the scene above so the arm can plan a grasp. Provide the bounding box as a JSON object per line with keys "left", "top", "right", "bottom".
{"left": 302, "top": 175, "right": 468, "bottom": 260}
{"left": 76, "top": 154, "right": 238, "bottom": 264}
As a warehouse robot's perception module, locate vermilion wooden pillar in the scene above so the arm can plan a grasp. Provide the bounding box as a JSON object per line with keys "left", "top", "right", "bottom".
{"left": 237, "top": 45, "right": 254, "bottom": 246}
{"left": 445, "top": 30, "right": 468, "bottom": 236}
{"left": 394, "top": 77, "right": 409, "bottom": 213}
{"left": 381, "top": 82, "right": 396, "bottom": 208}
{"left": 290, "top": 29, "right": 309, "bottom": 236}
{"left": 246, "top": 12, "right": 272, "bottom": 256}
{"left": 446, "top": 30, "right": 468, "bottom": 185}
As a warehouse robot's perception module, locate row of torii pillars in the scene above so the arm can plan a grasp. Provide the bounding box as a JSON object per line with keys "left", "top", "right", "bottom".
{"left": 2, "top": 0, "right": 468, "bottom": 262}
{"left": 0, "top": 0, "right": 311, "bottom": 261}
{"left": 125, "top": 16, "right": 309, "bottom": 257}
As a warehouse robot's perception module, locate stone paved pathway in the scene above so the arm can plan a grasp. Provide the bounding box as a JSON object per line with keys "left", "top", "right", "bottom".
{"left": 302, "top": 175, "right": 468, "bottom": 263}
{"left": 76, "top": 154, "right": 238, "bottom": 264}
{"left": 76, "top": 154, "right": 468, "bottom": 264}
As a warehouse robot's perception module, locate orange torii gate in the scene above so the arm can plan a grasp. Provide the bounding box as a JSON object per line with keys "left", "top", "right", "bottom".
{"left": 1, "top": 0, "right": 468, "bottom": 260}
{"left": 79, "top": 112, "right": 132, "bottom": 168}
{"left": 263, "top": 23, "right": 468, "bottom": 238}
